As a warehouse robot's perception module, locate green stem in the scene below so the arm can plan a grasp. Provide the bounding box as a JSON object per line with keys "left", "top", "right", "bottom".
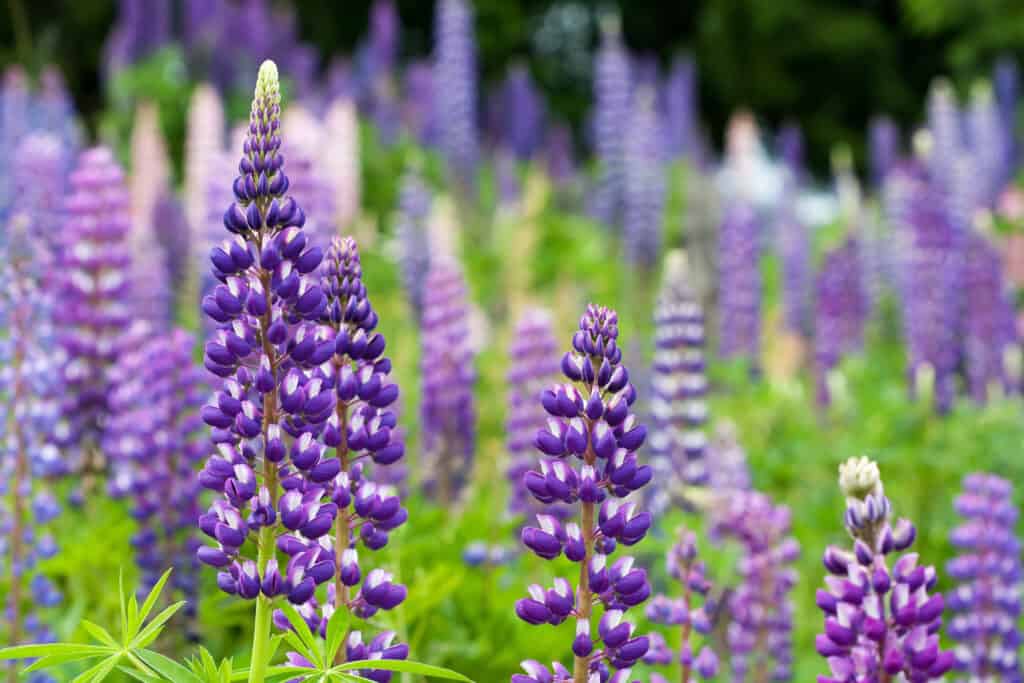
{"left": 248, "top": 527, "right": 275, "bottom": 683}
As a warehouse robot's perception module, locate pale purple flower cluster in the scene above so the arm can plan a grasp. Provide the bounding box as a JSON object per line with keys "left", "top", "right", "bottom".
{"left": 589, "top": 17, "right": 631, "bottom": 230}
{"left": 717, "top": 202, "right": 762, "bottom": 372}
{"left": 868, "top": 116, "right": 899, "bottom": 188}
{"left": 947, "top": 473, "right": 1021, "bottom": 680}
{"left": 514, "top": 304, "right": 652, "bottom": 683}
{"left": 622, "top": 88, "right": 665, "bottom": 271}
{"left": 495, "top": 64, "right": 546, "bottom": 161}
{"left": 776, "top": 125, "right": 811, "bottom": 336}
{"left": 661, "top": 56, "right": 700, "bottom": 161}
{"left": 963, "top": 234, "right": 1017, "bottom": 404}
{"left": 433, "top": 0, "right": 480, "bottom": 191}
{"left": 813, "top": 237, "right": 867, "bottom": 407}
{"left": 815, "top": 457, "right": 954, "bottom": 682}
{"left": 395, "top": 162, "right": 433, "bottom": 319}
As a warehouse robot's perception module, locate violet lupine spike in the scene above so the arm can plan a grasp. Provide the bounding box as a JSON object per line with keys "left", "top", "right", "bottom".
{"left": 644, "top": 529, "right": 719, "bottom": 681}
{"left": 545, "top": 123, "right": 576, "bottom": 188}
{"left": 926, "top": 78, "right": 964, "bottom": 195}
{"left": 498, "top": 64, "right": 546, "bottom": 161}
{"left": 394, "top": 162, "right": 432, "bottom": 319}
{"left": 285, "top": 152, "right": 338, "bottom": 250}
{"left": 947, "top": 473, "right": 1022, "bottom": 681}
{"left": 966, "top": 83, "right": 1007, "bottom": 208}
{"left": 196, "top": 62, "right": 333, "bottom": 611}
{"left": 513, "top": 304, "right": 653, "bottom": 683}
{"left": 963, "top": 233, "right": 1017, "bottom": 404}
{"left": 433, "top": 0, "right": 480, "bottom": 192}
{"left": 623, "top": 87, "right": 665, "bottom": 271}
{"left": 153, "top": 193, "right": 191, "bottom": 302}
{"left": 717, "top": 201, "right": 762, "bottom": 373}
{"left": 0, "top": 67, "right": 30, "bottom": 212}
{"left": 36, "top": 66, "right": 81, "bottom": 157}
{"left": 868, "top": 116, "right": 900, "bottom": 188}
{"left": 104, "top": 327, "right": 206, "bottom": 637}
{"left": 776, "top": 124, "right": 811, "bottom": 336}
{"left": 813, "top": 236, "right": 868, "bottom": 408}
{"left": 994, "top": 56, "right": 1019, "bottom": 183}
{"left": 648, "top": 250, "right": 710, "bottom": 514}
{"left": 103, "top": 0, "right": 172, "bottom": 77}
{"left": 661, "top": 55, "right": 699, "bottom": 161}
{"left": 506, "top": 308, "right": 561, "bottom": 521}
{"left": 367, "top": 0, "right": 400, "bottom": 83}
{"left": 277, "top": 235, "right": 409, "bottom": 681}
{"left": 815, "top": 456, "right": 954, "bottom": 682}
{"left": 419, "top": 262, "right": 476, "bottom": 501}
{"left": 710, "top": 489, "right": 797, "bottom": 683}
{"left": 10, "top": 133, "right": 67, "bottom": 265}
{"left": 402, "top": 60, "right": 438, "bottom": 147}
{"left": 589, "top": 16, "right": 631, "bottom": 230}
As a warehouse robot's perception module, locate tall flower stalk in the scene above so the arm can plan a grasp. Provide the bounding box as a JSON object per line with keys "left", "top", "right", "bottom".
{"left": 514, "top": 304, "right": 652, "bottom": 683}
{"left": 717, "top": 202, "right": 762, "bottom": 373}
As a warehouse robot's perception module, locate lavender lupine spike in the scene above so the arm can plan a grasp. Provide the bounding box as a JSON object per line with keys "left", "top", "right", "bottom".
{"left": 966, "top": 83, "right": 1007, "bottom": 208}
{"left": 324, "top": 97, "right": 361, "bottom": 231}
{"left": 644, "top": 530, "right": 719, "bottom": 682}
{"left": 513, "top": 304, "right": 653, "bottom": 683}
{"left": 103, "top": 0, "right": 171, "bottom": 76}
{"left": 947, "top": 473, "right": 1021, "bottom": 680}
{"left": 36, "top": 66, "right": 81, "bottom": 157}
{"left": 963, "top": 233, "right": 1017, "bottom": 404}
{"left": 926, "top": 78, "right": 964, "bottom": 194}
{"left": 776, "top": 125, "right": 811, "bottom": 336}
{"left": 623, "top": 87, "right": 665, "bottom": 271}
{"left": 419, "top": 262, "right": 476, "bottom": 501}
{"left": 589, "top": 15, "right": 631, "bottom": 230}
{"left": 815, "top": 456, "right": 954, "bottom": 682}
{"left": 868, "top": 116, "right": 899, "bottom": 188}
{"left": 104, "top": 327, "right": 206, "bottom": 637}
{"left": 403, "top": 60, "right": 438, "bottom": 147}
{"left": 498, "top": 64, "right": 546, "bottom": 161}
{"left": 153, "top": 193, "right": 191, "bottom": 302}
{"left": 711, "top": 489, "right": 798, "bottom": 682}
{"left": 195, "top": 61, "right": 330, "bottom": 683}
{"left": 394, "top": 162, "right": 433, "bottom": 319}
{"left": 545, "top": 123, "right": 576, "bottom": 188}
{"left": 662, "top": 55, "right": 699, "bottom": 161}
{"left": 717, "top": 201, "right": 762, "bottom": 372}
{"left": 185, "top": 84, "right": 226, "bottom": 276}
{"left": 506, "top": 308, "right": 560, "bottom": 520}
{"left": 994, "top": 56, "right": 1019, "bottom": 182}
{"left": 433, "top": 0, "right": 480, "bottom": 191}
{"left": 648, "top": 251, "right": 709, "bottom": 513}
{"left": 0, "top": 67, "right": 30, "bottom": 211}
{"left": 813, "top": 236, "right": 867, "bottom": 408}
{"left": 10, "top": 133, "right": 67, "bottom": 263}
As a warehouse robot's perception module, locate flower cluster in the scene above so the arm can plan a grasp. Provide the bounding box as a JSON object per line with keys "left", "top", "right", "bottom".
{"left": 717, "top": 201, "right": 762, "bottom": 373}
{"left": 813, "top": 236, "right": 867, "bottom": 407}
{"left": 644, "top": 529, "right": 719, "bottom": 681}
{"left": 420, "top": 262, "right": 476, "bottom": 501}
{"left": 947, "top": 473, "right": 1021, "bottom": 680}
{"left": 776, "top": 126, "right": 811, "bottom": 337}
{"left": 962, "top": 233, "right": 1017, "bottom": 404}
{"left": 662, "top": 56, "right": 700, "bottom": 161}
{"left": 622, "top": 87, "right": 665, "bottom": 271}
{"left": 433, "top": 0, "right": 479, "bottom": 191}
{"left": 395, "top": 161, "right": 433, "bottom": 319}
{"left": 514, "top": 304, "right": 653, "bottom": 682}
{"left": 868, "top": 116, "right": 899, "bottom": 188}
{"left": 589, "top": 16, "right": 630, "bottom": 230}
{"left": 815, "top": 456, "right": 954, "bottom": 682}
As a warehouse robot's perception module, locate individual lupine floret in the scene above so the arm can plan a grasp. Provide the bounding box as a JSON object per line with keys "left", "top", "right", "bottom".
{"left": 589, "top": 15, "right": 631, "bottom": 230}
{"left": 507, "top": 308, "right": 560, "bottom": 519}
{"left": 433, "top": 0, "right": 479, "bottom": 192}
{"left": 394, "top": 161, "right": 433, "bottom": 319}
{"left": 813, "top": 236, "right": 868, "bottom": 407}
{"left": 717, "top": 201, "right": 762, "bottom": 372}
{"left": 195, "top": 61, "right": 330, "bottom": 683}
{"left": 648, "top": 251, "right": 709, "bottom": 512}
{"left": 514, "top": 304, "right": 653, "bottom": 683}
{"left": 710, "top": 489, "right": 798, "bottom": 682}
{"left": 623, "top": 86, "right": 665, "bottom": 271}
{"left": 104, "top": 327, "right": 206, "bottom": 638}
{"left": 963, "top": 233, "right": 1017, "bottom": 403}
{"left": 644, "top": 529, "right": 719, "bottom": 681}
{"left": 815, "top": 456, "right": 955, "bottom": 682}
{"left": 419, "top": 262, "right": 476, "bottom": 501}
{"left": 946, "top": 473, "right": 1022, "bottom": 681}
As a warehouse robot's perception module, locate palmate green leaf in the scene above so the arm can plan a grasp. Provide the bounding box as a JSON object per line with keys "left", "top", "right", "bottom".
{"left": 81, "top": 619, "right": 119, "bottom": 647}
{"left": 261, "top": 664, "right": 317, "bottom": 681}
{"left": 20, "top": 649, "right": 111, "bottom": 674}
{"left": 119, "top": 569, "right": 130, "bottom": 643}
{"left": 276, "top": 603, "right": 324, "bottom": 667}
{"left": 72, "top": 654, "right": 121, "bottom": 683}
{"left": 136, "top": 647, "right": 203, "bottom": 683}
{"left": 333, "top": 659, "right": 473, "bottom": 681}
{"left": 117, "top": 664, "right": 164, "bottom": 682}
{"left": 323, "top": 607, "right": 350, "bottom": 665}
{"left": 0, "top": 643, "right": 113, "bottom": 661}
{"left": 138, "top": 569, "right": 175, "bottom": 625}
{"left": 131, "top": 600, "right": 187, "bottom": 649}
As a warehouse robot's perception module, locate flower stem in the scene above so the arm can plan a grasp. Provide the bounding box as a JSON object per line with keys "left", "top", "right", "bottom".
{"left": 332, "top": 378, "right": 351, "bottom": 664}
{"left": 572, "top": 499, "right": 595, "bottom": 683}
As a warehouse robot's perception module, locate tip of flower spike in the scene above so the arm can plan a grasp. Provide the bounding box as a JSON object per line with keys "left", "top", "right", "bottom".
{"left": 256, "top": 59, "right": 280, "bottom": 99}
{"left": 838, "top": 456, "right": 882, "bottom": 500}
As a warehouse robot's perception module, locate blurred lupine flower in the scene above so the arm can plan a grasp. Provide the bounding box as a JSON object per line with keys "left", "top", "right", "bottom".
{"left": 926, "top": 78, "right": 964, "bottom": 194}
{"left": 420, "top": 262, "right": 476, "bottom": 500}
{"left": 54, "top": 147, "right": 135, "bottom": 468}
{"left": 284, "top": 151, "right": 338, "bottom": 250}
{"left": 506, "top": 308, "right": 560, "bottom": 520}
{"left": 545, "top": 123, "right": 576, "bottom": 188}
{"left": 589, "top": 15, "right": 631, "bottom": 230}
{"left": 776, "top": 125, "right": 811, "bottom": 336}
{"left": 394, "top": 161, "right": 433, "bottom": 319}
{"left": 963, "top": 233, "right": 1018, "bottom": 404}
{"left": 463, "top": 541, "right": 514, "bottom": 568}
{"left": 813, "top": 236, "right": 867, "bottom": 407}
{"left": 947, "top": 473, "right": 1021, "bottom": 680}
{"left": 868, "top": 116, "right": 899, "bottom": 188}
{"left": 11, "top": 133, "right": 68, "bottom": 264}
{"left": 495, "top": 149, "right": 522, "bottom": 208}
{"left": 717, "top": 201, "right": 762, "bottom": 372}
{"left": 644, "top": 529, "right": 718, "bottom": 681}
{"left": 402, "top": 60, "right": 438, "bottom": 147}
{"left": 815, "top": 456, "right": 954, "bottom": 682}
{"left": 0, "top": 67, "right": 30, "bottom": 211}
{"left": 514, "top": 304, "right": 653, "bottom": 682}
{"left": 152, "top": 193, "right": 191, "bottom": 303}
{"left": 196, "top": 62, "right": 332, "bottom": 610}
{"left": 102, "top": 0, "right": 171, "bottom": 78}
{"left": 185, "top": 84, "right": 226, "bottom": 275}
{"left": 994, "top": 56, "right": 1019, "bottom": 180}
{"left": 433, "top": 0, "right": 480, "bottom": 191}
{"left": 648, "top": 251, "right": 709, "bottom": 513}
{"left": 661, "top": 55, "right": 699, "bottom": 161}
{"left": 367, "top": 0, "right": 399, "bottom": 79}
{"left": 623, "top": 87, "right": 665, "bottom": 271}
{"left": 496, "top": 64, "right": 546, "bottom": 161}
{"left": 198, "top": 149, "right": 237, "bottom": 334}
{"left": 966, "top": 83, "right": 1009, "bottom": 208}
{"left": 711, "top": 489, "right": 797, "bottom": 682}
{"left": 35, "top": 66, "right": 81, "bottom": 156}
{"left": 104, "top": 327, "right": 206, "bottom": 636}
{"left": 324, "top": 97, "right": 362, "bottom": 230}
{"left": 706, "top": 421, "right": 751, "bottom": 493}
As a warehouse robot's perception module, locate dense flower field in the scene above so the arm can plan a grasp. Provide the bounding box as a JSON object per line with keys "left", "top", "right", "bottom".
{"left": 1, "top": 1, "right": 1023, "bottom": 682}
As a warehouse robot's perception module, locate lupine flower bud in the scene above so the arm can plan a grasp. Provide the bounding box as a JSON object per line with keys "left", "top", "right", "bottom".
{"left": 420, "top": 262, "right": 476, "bottom": 501}
{"left": 589, "top": 15, "right": 631, "bottom": 230}
{"left": 816, "top": 456, "right": 954, "bottom": 682}
{"left": 813, "top": 236, "right": 867, "bottom": 407}
{"left": 433, "top": 0, "right": 479, "bottom": 191}
{"left": 718, "top": 201, "right": 762, "bottom": 372}
{"left": 622, "top": 86, "right": 664, "bottom": 271}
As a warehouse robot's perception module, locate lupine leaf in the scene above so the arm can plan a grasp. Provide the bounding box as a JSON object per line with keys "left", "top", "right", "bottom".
{"left": 333, "top": 660, "right": 472, "bottom": 681}
{"left": 261, "top": 664, "right": 318, "bottom": 680}
{"left": 324, "top": 607, "right": 350, "bottom": 664}
{"left": 0, "top": 643, "right": 112, "bottom": 660}
{"left": 138, "top": 569, "right": 174, "bottom": 625}
{"left": 20, "top": 650, "right": 108, "bottom": 673}
{"left": 131, "top": 601, "right": 187, "bottom": 649}
{"left": 276, "top": 603, "right": 323, "bottom": 666}
{"left": 119, "top": 569, "right": 129, "bottom": 643}
{"left": 73, "top": 654, "right": 121, "bottom": 683}
{"left": 136, "top": 648, "right": 204, "bottom": 683}
{"left": 117, "top": 664, "right": 164, "bottom": 682}
{"left": 81, "top": 619, "right": 119, "bottom": 647}
{"left": 127, "top": 591, "right": 142, "bottom": 638}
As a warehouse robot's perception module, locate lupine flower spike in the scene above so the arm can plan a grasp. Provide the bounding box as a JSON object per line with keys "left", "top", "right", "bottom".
{"left": 815, "top": 456, "right": 954, "bottom": 682}
{"left": 514, "top": 304, "right": 653, "bottom": 683}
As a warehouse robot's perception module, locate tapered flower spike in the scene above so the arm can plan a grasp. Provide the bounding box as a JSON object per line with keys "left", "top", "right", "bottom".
{"left": 623, "top": 86, "right": 665, "bottom": 271}
{"left": 963, "top": 233, "right": 1017, "bottom": 404}
{"left": 514, "top": 304, "right": 653, "bottom": 683}
{"left": 717, "top": 201, "right": 762, "bottom": 373}
{"left": 776, "top": 125, "right": 811, "bottom": 337}
{"left": 324, "top": 97, "right": 362, "bottom": 230}
{"left": 994, "top": 56, "right": 1019, "bottom": 182}
{"left": 185, "top": 83, "right": 226, "bottom": 274}
{"left": 947, "top": 473, "right": 1021, "bottom": 680}
{"left": 815, "top": 456, "right": 954, "bottom": 683}
{"left": 433, "top": 0, "right": 480, "bottom": 192}
{"left": 394, "top": 160, "right": 433, "bottom": 319}
{"left": 496, "top": 64, "right": 546, "bottom": 161}
{"left": 11, "top": 133, "right": 67, "bottom": 265}
{"left": 662, "top": 55, "right": 700, "bottom": 161}
{"left": 868, "top": 115, "right": 899, "bottom": 188}
{"left": 813, "top": 236, "right": 867, "bottom": 408}
{"left": 589, "top": 14, "right": 631, "bottom": 230}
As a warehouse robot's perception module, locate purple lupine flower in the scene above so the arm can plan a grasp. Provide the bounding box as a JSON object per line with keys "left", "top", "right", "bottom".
{"left": 394, "top": 161, "right": 433, "bottom": 319}
{"left": 706, "top": 421, "right": 750, "bottom": 492}
{"left": 711, "top": 489, "right": 798, "bottom": 682}
{"left": 514, "top": 304, "right": 653, "bottom": 682}
{"left": 402, "top": 60, "right": 438, "bottom": 147}
{"left": 36, "top": 66, "right": 81, "bottom": 156}
{"left": 868, "top": 116, "right": 900, "bottom": 188}
{"left": 815, "top": 456, "right": 954, "bottom": 682}
{"left": 947, "top": 473, "right": 1021, "bottom": 680}
{"left": 926, "top": 78, "right": 964, "bottom": 195}
{"left": 644, "top": 529, "right": 719, "bottom": 681}
{"left": 963, "top": 233, "right": 1017, "bottom": 403}
{"left": 433, "top": 0, "right": 480, "bottom": 191}
{"left": 661, "top": 55, "right": 699, "bottom": 161}
{"left": 813, "top": 236, "right": 867, "bottom": 407}
{"left": 589, "top": 15, "right": 631, "bottom": 230}
{"left": 153, "top": 193, "right": 191, "bottom": 302}
{"left": 497, "top": 64, "right": 546, "bottom": 161}
{"left": 648, "top": 251, "right": 709, "bottom": 513}
{"left": 54, "top": 147, "right": 134, "bottom": 466}
{"left": 623, "top": 87, "right": 665, "bottom": 271}
{"left": 196, "top": 62, "right": 331, "bottom": 612}
{"left": 103, "top": 0, "right": 171, "bottom": 76}
{"left": 717, "top": 201, "right": 762, "bottom": 373}
{"left": 420, "top": 262, "right": 476, "bottom": 500}
{"left": 285, "top": 152, "right": 338, "bottom": 250}
{"left": 994, "top": 56, "right": 1019, "bottom": 182}
{"left": 966, "top": 83, "right": 1009, "bottom": 207}
{"left": 545, "top": 123, "right": 576, "bottom": 188}
{"left": 10, "top": 133, "right": 67, "bottom": 264}
{"left": 367, "top": 0, "right": 400, "bottom": 81}
{"left": 506, "top": 308, "right": 560, "bottom": 520}
{"left": 0, "top": 67, "right": 30, "bottom": 211}
{"left": 776, "top": 125, "right": 811, "bottom": 336}
{"left": 104, "top": 327, "right": 206, "bottom": 636}
{"left": 185, "top": 83, "right": 226, "bottom": 284}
